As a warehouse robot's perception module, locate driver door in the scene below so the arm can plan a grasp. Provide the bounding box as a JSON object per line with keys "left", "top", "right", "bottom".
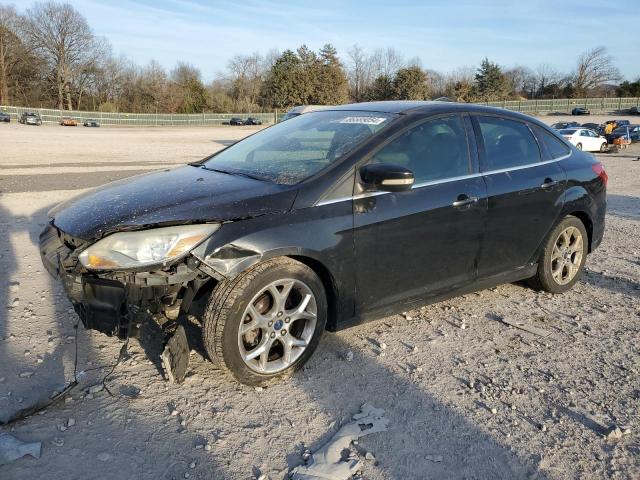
{"left": 353, "top": 114, "right": 487, "bottom": 316}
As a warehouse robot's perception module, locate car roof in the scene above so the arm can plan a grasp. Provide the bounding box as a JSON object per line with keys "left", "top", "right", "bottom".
{"left": 323, "top": 100, "right": 547, "bottom": 124}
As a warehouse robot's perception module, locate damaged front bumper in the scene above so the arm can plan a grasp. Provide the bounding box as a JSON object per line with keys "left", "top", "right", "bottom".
{"left": 39, "top": 224, "right": 209, "bottom": 339}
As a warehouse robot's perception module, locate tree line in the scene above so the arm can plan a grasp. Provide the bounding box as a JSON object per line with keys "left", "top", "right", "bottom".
{"left": 1, "top": 1, "right": 635, "bottom": 114}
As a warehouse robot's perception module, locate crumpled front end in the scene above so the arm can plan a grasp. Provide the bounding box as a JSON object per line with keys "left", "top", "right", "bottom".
{"left": 39, "top": 223, "right": 208, "bottom": 339}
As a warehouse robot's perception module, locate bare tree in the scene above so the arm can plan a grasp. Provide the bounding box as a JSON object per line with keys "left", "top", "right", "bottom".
{"left": 534, "top": 63, "right": 561, "bottom": 98}
{"left": 347, "top": 44, "right": 369, "bottom": 102}
{"left": 227, "top": 52, "right": 263, "bottom": 108}
{"left": 369, "top": 47, "right": 404, "bottom": 79}
{"left": 23, "top": 1, "right": 100, "bottom": 109}
{"left": 0, "top": 5, "right": 25, "bottom": 104}
{"left": 572, "top": 46, "right": 621, "bottom": 97}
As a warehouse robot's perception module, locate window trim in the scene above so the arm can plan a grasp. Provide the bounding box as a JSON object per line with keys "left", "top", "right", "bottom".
{"left": 531, "top": 124, "right": 573, "bottom": 160}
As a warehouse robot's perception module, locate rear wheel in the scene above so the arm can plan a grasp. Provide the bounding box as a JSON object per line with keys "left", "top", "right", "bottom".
{"left": 202, "top": 257, "right": 326, "bottom": 386}
{"left": 600, "top": 142, "right": 608, "bottom": 152}
{"left": 576, "top": 143, "right": 583, "bottom": 150}
{"left": 528, "top": 216, "right": 588, "bottom": 294}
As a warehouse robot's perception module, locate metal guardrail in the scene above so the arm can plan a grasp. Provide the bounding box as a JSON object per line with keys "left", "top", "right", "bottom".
{"left": 1, "top": 97, "right": 639, "bottom": 126}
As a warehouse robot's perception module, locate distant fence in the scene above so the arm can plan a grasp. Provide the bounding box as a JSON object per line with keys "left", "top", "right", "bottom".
{"left": 0, "top": 106, "right": 279, "bottom": 126}
{"left": 481, "top": 96, "right": 640, "bottom": 114}
{"left": 1, "top": 97, "right": 639, "bottom": 126}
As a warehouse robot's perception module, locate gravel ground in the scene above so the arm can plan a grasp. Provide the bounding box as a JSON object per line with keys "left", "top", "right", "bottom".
{"left": 0, "top": 116, "right": 639, "bottom": 480}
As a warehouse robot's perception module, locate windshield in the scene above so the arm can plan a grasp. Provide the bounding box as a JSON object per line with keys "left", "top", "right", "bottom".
{"left": 203, "top": 110, "right": 397, "bottom": 184}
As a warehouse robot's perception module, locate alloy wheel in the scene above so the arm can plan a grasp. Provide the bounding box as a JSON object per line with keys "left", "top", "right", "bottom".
{"left": 238, "top": 279, "right": 317, "bottom": 374}
{"left": 550, "top": 226, "right": 584, "bottom": 285}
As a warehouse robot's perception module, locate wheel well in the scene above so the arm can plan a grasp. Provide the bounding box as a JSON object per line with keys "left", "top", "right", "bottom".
{"left": 288, "top": 255, "right": 338, "bottom": 331}
{"left": 568, "top": 211, "right": 593, "bottom": 252}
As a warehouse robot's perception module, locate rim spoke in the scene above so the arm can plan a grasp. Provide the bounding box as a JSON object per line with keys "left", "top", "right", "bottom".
{"left": 245, "top": 340, "right": 269, "bottom": 361}
{"left": 282, "top": 340, "right": 293, "bottom": 365}
{"left": 258, "top": 345, "right": 270, "bottom": 371}
{"left": 240, "top": 319, "right": 259, "bottom": 335}
{"left": 290, "top": 337, "right": 307, "bottom": 348}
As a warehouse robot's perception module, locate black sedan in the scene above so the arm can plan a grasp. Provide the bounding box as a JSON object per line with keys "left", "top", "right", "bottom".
{"left": 244, "top": 117, "right": 262, "bottom": 125}
{"left": 41, "top": 102, "right": 607, "bottom": 386}
{"left": 551, "top": 121, "right": 580, "bottom": 130}
{"left": 229, "top": 117, "right": 245, "bottom": 125}
{"left": 83, "top": 119, "right": 100, "bottom": 127}
{"left": 607, "top": 125, "right": 640, "bottom": 143}
{"left": 0, "top": 112, "right": 10, "bottom": 123}
{"left": 629, "top": 106, "right": 640, "bottom": 115}
{"left": 571, "top": 107, "right": 590, "bottom": 115}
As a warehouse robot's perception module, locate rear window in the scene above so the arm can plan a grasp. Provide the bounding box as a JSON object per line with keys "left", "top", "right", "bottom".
{"left": 535, "top": 127, "right": 572, "bottom": 158}
{"left": 558, "top": 129, "right": 577, "bottom": 135}
{"left": 477, "top": 116, "right": 541, "bottom": 171}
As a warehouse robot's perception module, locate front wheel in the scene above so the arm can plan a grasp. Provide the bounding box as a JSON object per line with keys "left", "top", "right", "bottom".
{"left": 528, "top": 216, "right": 588, "bottom": 294}
{"left": 202, "top": 257, "right": 326, "bottom": 386}
{"left": 600, "top": 142, "right": 608, "bottom": 152}
{"left": 576, "top": 143, "right": 582, "bottom": 150}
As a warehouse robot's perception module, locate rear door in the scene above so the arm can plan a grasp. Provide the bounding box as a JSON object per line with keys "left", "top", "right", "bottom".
{"left": 472, "top": 115, "right": 567, "bottom": 279}
{"left": 353, "top": 114, "right": 487, "bottom": 314}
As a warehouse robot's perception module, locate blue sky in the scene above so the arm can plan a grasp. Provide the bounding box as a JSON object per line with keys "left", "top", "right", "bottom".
{"left": 6, "top": 0, "right": 640, "bottom": 81}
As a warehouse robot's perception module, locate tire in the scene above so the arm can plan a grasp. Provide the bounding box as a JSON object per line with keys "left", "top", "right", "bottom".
{"left": 528, "top": 216, "right": 588, "bottom": 294}
{"left": 202, "top": 257, "right": 326, "bottom": 386}
{"left": 600, "top": 142, "right": 608, "bottom": 152}
{"left": 576, "top": 143, "right": 582, "bottom": 150}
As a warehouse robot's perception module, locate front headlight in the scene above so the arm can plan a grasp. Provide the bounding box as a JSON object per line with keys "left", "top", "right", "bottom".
{"left": 79, "top": 224, "right": 219, "bottom": 270}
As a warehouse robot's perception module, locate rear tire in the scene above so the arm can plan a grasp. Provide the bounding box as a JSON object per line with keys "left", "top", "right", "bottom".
{"left": 202, "top": 257, "right": 326, "bottom": 386}
{"left": 528, "top": 216, "right": 588, "bottom": 294}
{"left": 576, "top": 143, "right": 582, "bottom": 150}
{"left": 600, "top": 142, "right": 608, "bottom": 152}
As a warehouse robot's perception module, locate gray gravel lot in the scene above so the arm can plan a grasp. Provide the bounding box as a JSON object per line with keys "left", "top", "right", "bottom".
{"left": 0, "top": 117, "right": 639, "bottom": 479}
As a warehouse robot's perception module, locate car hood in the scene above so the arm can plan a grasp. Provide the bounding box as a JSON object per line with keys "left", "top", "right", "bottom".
{"left": 50, "top": 165, "right": 297, "bottom": 241}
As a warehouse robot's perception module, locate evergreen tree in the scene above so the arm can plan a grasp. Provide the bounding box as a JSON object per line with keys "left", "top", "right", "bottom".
{"left": 473, "top": 58, "right": 511, "bottom": 101}
{"left": 365, "top": 75, "right": 395, "bottom": 101}
{"left": 313, "top": 43, "right": 349, "bottom": 104}
{"left": 393, "top": 66, "right": 429, "bottom": 100}
{"left": 262, "top": 49, "right": 302, "bottom": 108}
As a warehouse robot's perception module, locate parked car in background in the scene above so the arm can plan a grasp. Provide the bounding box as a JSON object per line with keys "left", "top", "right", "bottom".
{"left": 229, "top": 117, "right": 245, "bottom": 126}
{"left": 558, "top": 128, "right": 608, "bottom": 152}
{"left": 19, "top": 112, "right": 42, "bottom": 125}
{"left": 60, "top": 116, "right": 77, "bottom": 126}
{"left": 615, "top": 120, "right": 630, "bottom": 127}
{"left": 41, "top": 101, "right": 607, "bottom": 386}
{"left": 581, "top": 122, "right": 601, "bottom": 131}
{"left": 629, "top": 106, "right": 640, "bottom": 115}
{"left": 282, "top": 105, "right": 330, "bottom": 121}
{"left": 571, "top": 107, "right": 590, "bottom": 115}
{"left": 83, "top": 119, "right": 100, "bottom": 127}
{"left": 551, "top": 121, "right": 580, "bottom": 130}
{"left": 0, "top": 112, "right": 10, "bottom": 123}
{"left": 607, "top": 125, "right": 640, "bottom": 144}
{"left": 244, "top": 117, "right": 262, "bottom": 125}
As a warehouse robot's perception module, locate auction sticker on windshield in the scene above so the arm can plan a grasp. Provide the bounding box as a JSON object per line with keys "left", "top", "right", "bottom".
{"left": 339, "top": 116, "right": 388, "bottom": 125}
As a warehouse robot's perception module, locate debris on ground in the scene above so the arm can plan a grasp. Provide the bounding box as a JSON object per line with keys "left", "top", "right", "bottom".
{"left": 0, "top": 433, "right": 41, "bottom": 465}
{"left": 289, "top": 403, "right": 389, "bottom": 480}
{"left": 493, "top": 315, "right": 553, "bottom": 338}
{"left": 160, "top": 325, "right": 190, "bottom": 383}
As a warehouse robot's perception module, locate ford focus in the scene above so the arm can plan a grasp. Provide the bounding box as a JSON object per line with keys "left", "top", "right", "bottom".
{"left": 40, "top": 101, "right": 607, "bottom": 385}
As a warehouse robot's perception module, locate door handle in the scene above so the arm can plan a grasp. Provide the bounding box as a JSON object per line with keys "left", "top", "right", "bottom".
{"left": 541, "top": 178, "right": 558, "bottom": 189}
{"left": 452, "top": 194, "right": 478, "bottom": 208}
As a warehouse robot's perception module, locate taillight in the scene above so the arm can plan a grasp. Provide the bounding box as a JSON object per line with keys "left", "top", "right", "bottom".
{"left": 592, "top": 163, "right": 608, "bottom": 187}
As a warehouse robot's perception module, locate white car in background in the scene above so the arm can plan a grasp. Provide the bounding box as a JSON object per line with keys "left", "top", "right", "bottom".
{"left": 558, "top": 128, "right": 608, "bottom": 152}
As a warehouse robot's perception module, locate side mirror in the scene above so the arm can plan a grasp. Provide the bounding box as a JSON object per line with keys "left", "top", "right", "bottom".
{"left": 359, "top": 164, "right": 414, "bottom": 192}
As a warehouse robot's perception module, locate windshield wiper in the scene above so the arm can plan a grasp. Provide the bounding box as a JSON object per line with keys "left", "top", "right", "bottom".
{"left": 199, "top": 166, "right": 270, "bottom": 183}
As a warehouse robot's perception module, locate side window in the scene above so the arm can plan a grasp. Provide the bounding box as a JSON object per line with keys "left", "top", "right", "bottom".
{"left": 476, "top": 116, "right": 541, "bottom": 171}
{"left": 370, "top": 115, "right": 471, "bottom": 183}
{"left": 534, "top": 126, "right": 571, "bottom": 159}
